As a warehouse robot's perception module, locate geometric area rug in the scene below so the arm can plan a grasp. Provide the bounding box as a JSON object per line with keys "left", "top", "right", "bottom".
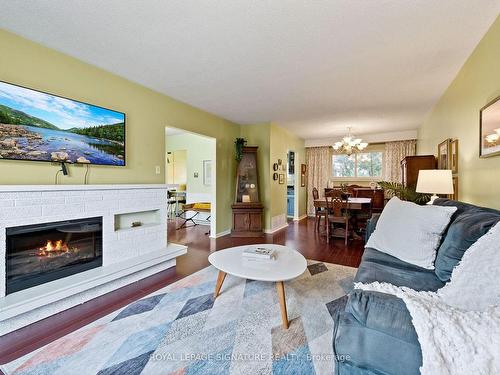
{"left": 1, "top": 260, "right": 356, "bottom": 375}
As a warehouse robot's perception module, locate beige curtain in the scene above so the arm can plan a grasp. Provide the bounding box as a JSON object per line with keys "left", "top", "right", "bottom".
{"left": 306, "top": 146, "right": 332, "bottom": 215}
{"left": 383, "top": 140, "right": 417, "bottom": 182}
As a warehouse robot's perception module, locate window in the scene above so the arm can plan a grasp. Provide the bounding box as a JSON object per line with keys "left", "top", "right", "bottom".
{"left": 332, "top": 152, "right": 383, "bottom": 178}
{"left": 332, "top": 154, "right": 355, "bottom": 177}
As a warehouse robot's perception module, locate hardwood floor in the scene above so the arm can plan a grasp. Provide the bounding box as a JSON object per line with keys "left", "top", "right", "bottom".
{"left": 172, "top": 217, "right": 364, "bottom": 278}
{"left": 0, "top": 217, "right": 364, "bottom": 365}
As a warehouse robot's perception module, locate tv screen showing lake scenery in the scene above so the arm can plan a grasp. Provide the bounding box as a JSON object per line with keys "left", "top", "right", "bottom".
{"left": 0, "top": 81, "right": 125, "bottom": 166}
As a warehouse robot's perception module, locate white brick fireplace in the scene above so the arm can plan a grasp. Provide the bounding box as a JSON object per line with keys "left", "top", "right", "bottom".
{"left": 0, "top": 184, "right": 186, "bottom": 335}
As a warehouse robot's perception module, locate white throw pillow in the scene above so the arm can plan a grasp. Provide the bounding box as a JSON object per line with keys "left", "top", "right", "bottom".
{"left": 366, "top": 197, "right": 457, "bottom": 269}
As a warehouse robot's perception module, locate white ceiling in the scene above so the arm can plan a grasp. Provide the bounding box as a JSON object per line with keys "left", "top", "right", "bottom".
{"left": 0, "top": 1, "right": 499, "bottom": 140}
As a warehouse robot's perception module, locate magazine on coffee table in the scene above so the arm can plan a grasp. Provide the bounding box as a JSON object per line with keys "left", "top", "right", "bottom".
{"left": 242, "top": 247, "right": 276, "bottom": 260}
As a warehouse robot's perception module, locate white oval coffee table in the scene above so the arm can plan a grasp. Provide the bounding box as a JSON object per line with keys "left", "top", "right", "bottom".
{"left": 208, "top": 244, "right": 307, "bottom": 329}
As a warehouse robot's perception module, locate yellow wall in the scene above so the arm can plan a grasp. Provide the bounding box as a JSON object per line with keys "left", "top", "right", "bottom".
{"left": 269, "top": 123, "right": 307, "bottom": 225}
{"left": 0, "top": 28, "right": 307, "bottom": 233}
{"left": 0, "top": 29, "right": 240, "bottom": 233}
{"left": 241, "top": 123, "right": 307, "bottom": 231}
{"left": 417, "top": 16, "right": 500, "bottom": 209}
{"left": 240, "top": 123, "right": 272, "bottom": 229}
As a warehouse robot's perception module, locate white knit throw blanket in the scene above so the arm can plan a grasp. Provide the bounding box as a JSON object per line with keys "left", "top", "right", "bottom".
{"left": 356, "top": 222, "right": 500, "bottom": 375}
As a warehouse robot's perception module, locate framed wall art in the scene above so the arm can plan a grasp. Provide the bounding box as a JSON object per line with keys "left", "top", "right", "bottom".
{"left": 480, "top": 96, "right": 500, "bottom": 158}
{"left": 437, "top": 139, "right": 451, "bottom": 169}
{"left": 203, "top": 160, "right": 212, "bottom": 186}
{"left": 300, "top": 164, "right": 306, "bottom": 187}
{"left": 450, "top": 176, "right": 459, "bottom": 201}
{"left": 450, "top": 139, "right": 458, "bottom": 174}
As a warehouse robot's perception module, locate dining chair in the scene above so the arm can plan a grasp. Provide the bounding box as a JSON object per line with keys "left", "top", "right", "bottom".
{"left": 346, "top": 184, "right": 362, "bottom": 196}
{"left": 326, "top": 191, "right": 351, "bottom": 245}
{"left": 324, "top": 188, "right": 343, "bottom": 198}
{"left": 175, "top": 191, "right": 187, "bottom": 217}
{"left": 167, "top": 190, "right": 177, "bottom": 219}
{"left": 354, "top": 189, "right": 374, "bottom": 233}
{"left": 312, "top": 187, "right": 327, "bottom": 231}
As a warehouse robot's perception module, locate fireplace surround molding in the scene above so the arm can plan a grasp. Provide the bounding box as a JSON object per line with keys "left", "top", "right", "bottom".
{"left": 0, "top": 184, "right": 186, "bottom": 335}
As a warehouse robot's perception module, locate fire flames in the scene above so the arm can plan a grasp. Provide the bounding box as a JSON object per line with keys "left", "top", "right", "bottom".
{"left": 37, "top": 240, "right": 70, "bottom": 256}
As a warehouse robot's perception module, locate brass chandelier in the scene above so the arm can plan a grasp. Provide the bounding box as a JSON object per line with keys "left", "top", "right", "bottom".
{"left": 332, "top": 127, "right": 368, "bottom": 155}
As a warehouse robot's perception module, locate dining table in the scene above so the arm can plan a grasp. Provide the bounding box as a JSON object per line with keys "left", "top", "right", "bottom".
{"left": 313, "top": 197, "right": 372, "bottom": 210}
{"left": 314, "top": 197, "right": 372, "bottom": 240}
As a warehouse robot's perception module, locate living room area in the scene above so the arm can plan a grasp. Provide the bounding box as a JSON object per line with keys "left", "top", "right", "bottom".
{"left": 1, "top": 2, "right": 500, "bottom": 375}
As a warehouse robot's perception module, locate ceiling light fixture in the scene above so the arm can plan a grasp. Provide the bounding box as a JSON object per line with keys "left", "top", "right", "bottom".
{"left": 332, "top": 127, "right": 368, "bottom": 155}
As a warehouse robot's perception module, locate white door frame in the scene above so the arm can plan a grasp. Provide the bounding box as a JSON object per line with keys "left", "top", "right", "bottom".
{"left": 293, "top": 151, "right": 299, "bottom": 220}
{"left": 165, "top": 126, "right": 217, "bottom": 237}
{"left": 286, "top": 149, "right": 299, "bottom": 220}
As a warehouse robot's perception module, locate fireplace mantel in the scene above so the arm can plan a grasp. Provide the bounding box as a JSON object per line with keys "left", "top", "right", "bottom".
{"left": 0, "top": 184, "right": 174, "bottom": 192}
{"left": 0, "top": 184, "right": 186, "bottom": 335}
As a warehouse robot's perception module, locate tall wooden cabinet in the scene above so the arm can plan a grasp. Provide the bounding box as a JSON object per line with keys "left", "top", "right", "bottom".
{"left": 231, "top": 146, "right": 264, "bottom": 237}
{"left": 400, "top": 155, "right": 436, "bottom": 189}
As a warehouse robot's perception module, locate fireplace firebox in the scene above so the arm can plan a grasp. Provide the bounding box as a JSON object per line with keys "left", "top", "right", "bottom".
{"left": 6, "top": 217, "right": 103, "bottom": 295}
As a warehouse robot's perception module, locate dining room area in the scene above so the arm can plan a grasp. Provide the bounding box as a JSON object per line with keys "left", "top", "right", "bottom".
{"left": 312, "top": 185, "right": 384, "bottom": 245}
{"left": 305, "top": 133, "right": 419, "bottom": 247}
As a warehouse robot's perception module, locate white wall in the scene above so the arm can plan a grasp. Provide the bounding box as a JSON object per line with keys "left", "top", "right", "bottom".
{"left": 166, "top": 150, "right": 187, "bottom": 185}
{"left": 166, "top": 132, "right": 215, "bottom": 223}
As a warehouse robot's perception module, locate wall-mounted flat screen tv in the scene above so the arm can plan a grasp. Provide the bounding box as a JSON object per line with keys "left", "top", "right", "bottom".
{"left": 0, "top": 81, "right": 125, "bottom": 166}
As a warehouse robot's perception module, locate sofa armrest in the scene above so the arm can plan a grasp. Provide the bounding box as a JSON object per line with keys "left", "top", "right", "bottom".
{"left": 345, "top": 290, "right": 418, "bottom": 343}
{"left": 365, "top": 213, "right": 381, "bottom": 243}
{"left": 334, "top": 308, "right": 422, "bottom": 375}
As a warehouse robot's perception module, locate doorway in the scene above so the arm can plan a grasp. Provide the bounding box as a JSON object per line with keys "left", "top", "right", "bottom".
{"left": 286, "top": 150, "right": 298, "bottom": 221}
{"left": 165, "top": 127, "right": 216, "bottom": 237}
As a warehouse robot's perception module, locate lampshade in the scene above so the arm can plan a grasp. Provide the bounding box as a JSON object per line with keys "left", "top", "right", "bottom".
{"left": 416, "top": 170, "right": 454, "bottom": 194}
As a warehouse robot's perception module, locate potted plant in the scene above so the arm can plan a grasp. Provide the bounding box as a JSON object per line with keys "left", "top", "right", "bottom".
{"left": 235, "top": 138, "right": 247, "bottom": 162}
{"left": 339, "top": 183, "right": 350, "bottom": 200}
{"left": 377, "top": 181, "right": 431, "bottom": 205}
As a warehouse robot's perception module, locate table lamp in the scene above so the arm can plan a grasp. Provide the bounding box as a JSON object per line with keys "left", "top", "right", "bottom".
{"left": 416, "top": 169, "right": 454, "bottom": 205}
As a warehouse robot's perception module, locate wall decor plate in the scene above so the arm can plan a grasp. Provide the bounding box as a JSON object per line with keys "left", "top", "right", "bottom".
{"left": 273, "top": 172, "right": 278, "bottom": 181}
{"left": 273, "top": 163, "right": 279, "bottom": 171}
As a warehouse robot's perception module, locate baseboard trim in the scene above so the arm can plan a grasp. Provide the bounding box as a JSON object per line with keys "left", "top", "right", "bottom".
{"left": 293, "top": 214, "right": 308, "bottom": 221}
{"left": 264, "top": 223, "right": 290, "bottom": 234}
{"left": 212, "top": 229, "right": 231, "bottom": 238}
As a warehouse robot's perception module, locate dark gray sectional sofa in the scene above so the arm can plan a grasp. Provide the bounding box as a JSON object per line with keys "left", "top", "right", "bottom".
{"left": 333, "top": 198, "right": 500, "bottom": 375}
